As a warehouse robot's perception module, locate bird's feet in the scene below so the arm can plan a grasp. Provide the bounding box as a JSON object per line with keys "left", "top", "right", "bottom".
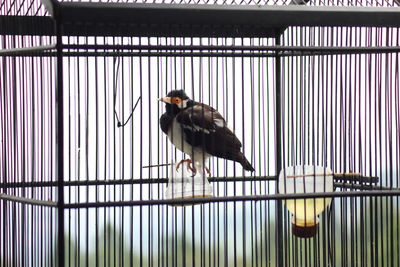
{"left": 204, "top": 166, "right": 211, "bottom": 176}
{"left": 176, "top": 159, "right": 196, "bottom": 174}
{"left": 176, "top": 159, "right": 211, "bottom": 177}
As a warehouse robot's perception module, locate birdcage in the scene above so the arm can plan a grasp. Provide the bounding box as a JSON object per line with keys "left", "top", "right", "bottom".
{"left": 1, "top": 0, "right": 400, "bottom": 266}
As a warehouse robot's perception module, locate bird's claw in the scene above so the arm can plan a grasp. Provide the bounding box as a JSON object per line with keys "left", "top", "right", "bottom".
{"left": 176, "top": 159, "right": 197, "bottom": 174}
{"left": 176, "top": 159, "right": 211, "bottom": 176}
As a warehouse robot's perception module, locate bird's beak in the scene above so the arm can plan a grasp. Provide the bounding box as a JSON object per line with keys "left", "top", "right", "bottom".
{"left": 158, "top": 96, "right": 172, "bottom": 104}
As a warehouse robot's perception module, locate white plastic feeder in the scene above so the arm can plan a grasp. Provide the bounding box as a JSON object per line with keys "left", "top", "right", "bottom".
{"left": 278, "top": 165, "right": 334, "bottom": 238}
{"left": 165, "top": 161, "right": 213, "bottom": 202}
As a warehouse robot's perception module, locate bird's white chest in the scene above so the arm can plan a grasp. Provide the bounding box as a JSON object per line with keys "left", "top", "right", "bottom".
{"left": 167, "top": 118, "right": 191, "bottom": 154}
{"left": 167, "top": 118, "right": 210, "bottom": 160}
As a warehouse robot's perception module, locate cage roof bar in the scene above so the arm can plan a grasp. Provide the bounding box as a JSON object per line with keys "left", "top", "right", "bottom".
{"left": 2, "top": 1, "right": 400, "bottom": 37}
{"left": 0, "top": 44, "right": 56, "bottom": 56}
{"left": 44, "top": 1, "right": 400, "bottom": 27}
{"left": 38, "top": 0, "right": 400, "bottom": 37}
{"left": 0, "top": 15, "right": 54, "bottom": 36}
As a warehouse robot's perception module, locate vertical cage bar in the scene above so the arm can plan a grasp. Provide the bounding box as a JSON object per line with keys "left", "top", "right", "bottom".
{"left": 275, "top": 35, "right": 284, "bottom": 266}
{"left": 55, "top": 17, "right": 65, "bottom": 267}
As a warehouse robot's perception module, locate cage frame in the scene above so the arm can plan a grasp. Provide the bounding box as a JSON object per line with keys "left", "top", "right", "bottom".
{"left": 1, "top": 0, "right": 400, "bottom": 265}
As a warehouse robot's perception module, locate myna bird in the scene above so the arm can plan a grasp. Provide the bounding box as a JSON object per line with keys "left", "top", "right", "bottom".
{"left": 159, "top": 90, "right": 255, "bottom": 175}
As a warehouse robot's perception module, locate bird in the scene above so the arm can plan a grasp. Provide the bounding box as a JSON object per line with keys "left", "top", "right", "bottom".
{"left": 158, "top": 90, "right": 255, "bottom": 176}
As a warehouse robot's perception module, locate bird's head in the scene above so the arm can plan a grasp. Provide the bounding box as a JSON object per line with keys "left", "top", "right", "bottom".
{"left": 158, "top": 90, "right": 192, "bottom": 111}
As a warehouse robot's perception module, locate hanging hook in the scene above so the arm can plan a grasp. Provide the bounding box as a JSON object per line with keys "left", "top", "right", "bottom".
{"left": 113, "top": 56, "right": 142, "bottom": 128}
{"left": 115, "top": 96, "right": 141, "bottom": 128}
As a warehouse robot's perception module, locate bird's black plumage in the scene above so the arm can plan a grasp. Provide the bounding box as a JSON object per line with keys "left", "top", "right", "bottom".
{"left": 159, "top": 90, "right": 191, "bottom": 134}
{"left": 159, "top": 90, "right": 254, "bottom": 172}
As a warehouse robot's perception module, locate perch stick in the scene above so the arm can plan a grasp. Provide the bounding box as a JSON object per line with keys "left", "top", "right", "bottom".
{"left": 143, "top": 163, "right": 173, "bottom": 168}
{"left": 286, "top": 172, "right": 361, "bottom": 179}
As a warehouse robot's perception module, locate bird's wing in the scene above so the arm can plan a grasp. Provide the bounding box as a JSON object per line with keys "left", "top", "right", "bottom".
{"left": 176, "top": 103, "right": 243, "bottom": 158}
{"left": 176, "top": 104, "right": 225, "bottom": 133}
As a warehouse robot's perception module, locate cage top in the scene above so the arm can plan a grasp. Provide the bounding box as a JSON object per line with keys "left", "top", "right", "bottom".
{"left": 1, "top": 0, "right": 399, "bottom": 17}
{"left": 1, "top": 0, "right": 400, "bottom": 38}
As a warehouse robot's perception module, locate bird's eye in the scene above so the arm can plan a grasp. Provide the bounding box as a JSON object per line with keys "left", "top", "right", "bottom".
{"left": 173, "top": 97, "right": 182, "bottom": 104}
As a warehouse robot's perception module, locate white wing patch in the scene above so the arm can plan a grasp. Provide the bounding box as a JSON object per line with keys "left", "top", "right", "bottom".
{"left": 182, "top": 123, "right": 212, "bottom": 134}
{"left": 214, "top": 118, "right": 225, "bottom": 128}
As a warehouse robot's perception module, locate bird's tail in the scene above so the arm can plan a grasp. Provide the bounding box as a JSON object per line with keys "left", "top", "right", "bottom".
{"left": 239, "top": 154, "right": 255, "bottom": 172}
